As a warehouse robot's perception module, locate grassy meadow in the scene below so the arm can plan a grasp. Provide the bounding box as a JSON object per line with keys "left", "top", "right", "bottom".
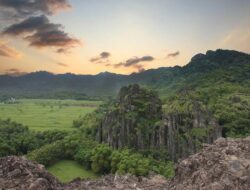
{"left": 0, "top": 99, "right": 101, "bottom": 131}
{"left": 48, "top": 160, "right": 97, "bottom": 182}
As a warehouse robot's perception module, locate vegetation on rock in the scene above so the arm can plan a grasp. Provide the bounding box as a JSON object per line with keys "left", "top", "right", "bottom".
{"left": 1, "top": 136, "right": 249, "bottom": 190}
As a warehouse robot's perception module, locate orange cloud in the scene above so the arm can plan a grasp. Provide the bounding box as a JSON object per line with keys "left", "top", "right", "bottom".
{"left": 4, "top": 68, "right": 27, "bottom": 76}
{"left": 0, "top": 40, "right": 21, "bottom": 59}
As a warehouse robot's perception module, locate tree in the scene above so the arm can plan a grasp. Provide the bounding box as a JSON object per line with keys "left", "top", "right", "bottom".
{"left": 91, "top": 144, "right": 112, "bottom": 174}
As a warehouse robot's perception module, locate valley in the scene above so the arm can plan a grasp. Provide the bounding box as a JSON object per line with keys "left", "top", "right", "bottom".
{"left": 0, "top": 49, "right": 249, "bottom": 188}
{"left": 0, "top": 99, "right": 101, "bottom": 131}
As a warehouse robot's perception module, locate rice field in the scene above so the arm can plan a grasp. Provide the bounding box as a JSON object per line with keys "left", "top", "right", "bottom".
{"left": 0, "top": 99, "right": 101, "bottom": 131}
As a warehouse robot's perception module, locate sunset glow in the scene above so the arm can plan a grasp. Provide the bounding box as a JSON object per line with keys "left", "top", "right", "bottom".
{"left": 1, "top": 0, "right": 250, "bottom": 75}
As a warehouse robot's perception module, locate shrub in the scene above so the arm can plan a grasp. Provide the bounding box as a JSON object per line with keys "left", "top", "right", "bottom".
{"left": 90, "top": 144, "right": 112, "bottom": 173}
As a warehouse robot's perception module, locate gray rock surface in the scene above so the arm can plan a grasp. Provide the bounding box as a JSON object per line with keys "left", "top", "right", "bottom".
{"left": 97, "top": 84, "right": 222, "bottom": 161}
{"left": 168, "top": 137, "right": 250, "bottom": 190}
{"left": 0, "top": 137, "right": 249, "bottom": 190}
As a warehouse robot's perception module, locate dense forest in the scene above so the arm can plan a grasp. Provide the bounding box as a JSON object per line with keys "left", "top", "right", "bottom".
{"left": 0, "top": 120, "right": 174, "bottom": 177}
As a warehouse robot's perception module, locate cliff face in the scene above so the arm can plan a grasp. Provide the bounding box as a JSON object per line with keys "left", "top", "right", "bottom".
{"left": 97, "top": 84, "right": 162, "bottom": 150}
{"left": 163, "top": 105, "right": 222, "bottom": 161}
{"left": 96, "top": 84, "right": 222, "bottom": 161}
{"left": 0, "top": 137, "right": 249, "bottom": 190}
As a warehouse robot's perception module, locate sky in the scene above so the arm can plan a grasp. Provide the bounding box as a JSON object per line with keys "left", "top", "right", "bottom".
{"left": 0, "top": 0, "right": 250, "bottom": 75}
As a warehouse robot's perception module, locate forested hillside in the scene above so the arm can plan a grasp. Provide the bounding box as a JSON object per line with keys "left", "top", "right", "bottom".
{"left": 71, "top": 49, "right": 250, "bottom": 160}
{"left": 1, "top": 49, "right": 249, "bottom": 99}
{"left": 1, "top": 49, "right": 249, "bottom": 138}
{"left": 162, "top": 50, "right": 250, "bottom": 138}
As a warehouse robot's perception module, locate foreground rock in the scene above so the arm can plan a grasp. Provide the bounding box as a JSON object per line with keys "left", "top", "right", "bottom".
{"left": 168, "top": 136, "right": 250, "bottom": 190}
{"left": 0, "top": 137, "right": 249, "bottom": 190}
{"left": 0, "top": 156, "right": 60, "bottom": 190}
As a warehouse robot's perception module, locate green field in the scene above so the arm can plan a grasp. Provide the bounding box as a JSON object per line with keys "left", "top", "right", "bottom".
{"left": 0, "top": 99, "right": 101, "bottom": 131}
{"left": 48, "top": 160, "right": 97, "bottom": 182}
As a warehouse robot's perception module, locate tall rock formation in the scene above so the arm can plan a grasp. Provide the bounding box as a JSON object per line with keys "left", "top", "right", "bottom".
{"left": 95, "top": 84, "right": 222, "bottom": 161}
{"left": 163, "top": 105, "right": 222, "bottom": 161}
{"left": 97, "top": 84, "right": 162, "bottom": 150}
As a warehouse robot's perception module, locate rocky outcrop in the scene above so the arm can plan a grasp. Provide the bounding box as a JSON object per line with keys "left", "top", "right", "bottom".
{"left": 97, "top": 84, "right": 162, "bottom": 150}
{"left": 0, "top": 137, "right": 249, "bottom": 190}
{"left": 168, "top": 136, "right": 250, "bottom": 190}
{"left": 96, "top": 84, "right": 221, "bottom": 161}
{"left": 164, "top": 104, "right": 222, "bottom": 161}
{"left": 0, "top": 156, "right": 60, "bottom": 190}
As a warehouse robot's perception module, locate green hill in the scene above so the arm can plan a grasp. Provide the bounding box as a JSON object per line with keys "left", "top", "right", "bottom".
{"left": 1, "top": 49, "right": 250, "bottom": 138}
{"left": 161, "top": 49, "right": 250, "bottom": 137}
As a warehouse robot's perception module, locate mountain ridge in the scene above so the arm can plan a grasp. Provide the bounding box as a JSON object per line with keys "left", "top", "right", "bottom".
{"left": 2, "top": 49, "right": 249, "bottom": 78}
{"left": 0, "top": 49, "right": 249, "bottom": 98}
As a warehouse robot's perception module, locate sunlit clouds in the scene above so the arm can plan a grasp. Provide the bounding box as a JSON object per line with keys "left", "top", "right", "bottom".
{"left": 0, "top": 40, "right": 21, "bottom": 59}
{"left": 2, "top": 15, "right": 80, "bottom": 53}
{"left": 0, "top": 0, "right": 250, "bottom": 75}
{"left": 0, "top": 0, "right": 80, "bottom": 54}
{"left": 0, "top": 0, "right": 71, "bottom": 17}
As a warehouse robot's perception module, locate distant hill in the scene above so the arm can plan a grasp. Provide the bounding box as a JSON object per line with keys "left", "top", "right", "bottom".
{"left": 0, "top": 49, "right": 249, "bottom": 99}
{"left": 2, "top": 49, "right": 249, "bottom": 137}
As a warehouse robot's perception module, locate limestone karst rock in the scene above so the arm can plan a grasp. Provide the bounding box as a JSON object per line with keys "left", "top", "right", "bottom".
{"left": 0, "top": 136, "right": 249, "bottom": 190}
{"left": 168, "top": 136, "right": 250, "bottom": 190}
{"left": 97, "top": 84, "right": 162, "bottom": 150}
{"left": 96, "top": 84, "right": 221, "bottom": 161}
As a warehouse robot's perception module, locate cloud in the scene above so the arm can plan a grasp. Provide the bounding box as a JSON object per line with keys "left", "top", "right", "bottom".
{"left": 100, "top": 52, "right": 110, "bottom": 58}
{"left": 113, "top": 55, "right": 154, "bottom": 73}
{"left": 113, "top": 62, "right": 123, "bottom": 68}
{"left": 167, "top": 51, "right": 180, "bottom": 58}
{"left": 0, "top": 1, "right": 80, "bottom": 53}
{"left": 57, "top": 48, "right": 69, "bottom": 54}
{"left": 114, "top": 56, "right": 154, "bottom": 68}
{"left": 90, "top": 51, "right": 111, "bottom": 63}
{"left": 56, "top": 62, "right": 68, "bottom": 67}
{"left": 133, "top": 64, "right": 145, "bottom": 73}
{"left": 0, "top": 0, "right": 71, "bottom": 17}
{"left": 4, "top": 68, "right": 27, "bottom": 76}
{"left": 2, "top": 15, "right": 80, "bottom": 53}
{"left": 7, "top": 68, "right": 19, "bottom": 72}
{"left": 3, "top": 15, "right": 51, "bottom": 35}
{"left": 0, "top": 41, "right": 21, "bottom": 58}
